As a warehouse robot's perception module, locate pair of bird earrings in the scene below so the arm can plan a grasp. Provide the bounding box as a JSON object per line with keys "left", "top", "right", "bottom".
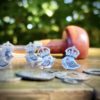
{"left": 25, "top": 42, "right": 54, "bottom": 69}
{"left": 0, "top": 41, "right": 80, "bottom": 70}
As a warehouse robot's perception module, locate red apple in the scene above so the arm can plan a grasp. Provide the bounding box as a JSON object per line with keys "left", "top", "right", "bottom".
{"left": 40, "top": 39, "right": 67, "bottom": 54}
{"left": 63, "top": 25, "right": 89, "bottom": 59}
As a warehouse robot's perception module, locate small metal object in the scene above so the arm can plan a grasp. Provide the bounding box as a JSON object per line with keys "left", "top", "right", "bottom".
{"left": 83, "top": 68, "right": 100, "bottom": 76}
{"left": 61, "top": 71, "right": 89, "bottom": 84}
{"left": 55, "top": 71, "right": 89, "bottom": 84}
{"left": 63, "top": 78, "right": 79, "bottom": 84}
{"left": 55, "top": 71, "right": 67, "bottom": 79}
{"left": 65, "top": 71, "right": 89, "bottom": 81}
{"left": 15, "top": 71, "right": 55, "bottom": 81}
{"left": 62, "top": 46, "right": 80, "bottom": 70}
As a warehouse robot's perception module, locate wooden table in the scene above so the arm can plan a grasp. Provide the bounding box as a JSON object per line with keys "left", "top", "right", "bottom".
{"left": 0, "top": 48, "right": 100, "bottom": 100}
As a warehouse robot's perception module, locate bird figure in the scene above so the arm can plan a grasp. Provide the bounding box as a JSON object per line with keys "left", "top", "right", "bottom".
{"left": 38, "top": 47, "right": 54, "bottom": 69}
{"left": 0, "top": 41, "right": 14, "bottom": 69}
{"left": 25, "top": 42, "right": 42, "bottom": 68}
{"left": 62, "top": 46, "right": 80, "bottom": 70}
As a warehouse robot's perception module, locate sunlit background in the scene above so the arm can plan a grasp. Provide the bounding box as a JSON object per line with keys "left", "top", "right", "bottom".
{"left": 0, "top": 0, "right": 100, "bottom": 47}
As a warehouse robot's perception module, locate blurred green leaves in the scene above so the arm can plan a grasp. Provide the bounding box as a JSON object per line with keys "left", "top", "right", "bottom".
{"left": 0, "top": 0, "right": 100, "bottom": 47}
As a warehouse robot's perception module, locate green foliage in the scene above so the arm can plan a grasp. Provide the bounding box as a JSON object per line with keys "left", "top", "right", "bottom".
{"left": 0, "top": 0, "right": 100, "bottom": 47}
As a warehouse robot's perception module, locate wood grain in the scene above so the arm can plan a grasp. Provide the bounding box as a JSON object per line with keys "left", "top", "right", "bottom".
{"left": 0, "top": 47, "right": 100, "bottom": 100}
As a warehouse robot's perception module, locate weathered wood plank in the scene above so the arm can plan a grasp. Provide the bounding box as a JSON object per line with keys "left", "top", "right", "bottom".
{"left": 0, "top": 48, "right": 100, "bottom": 100}
{"left": 0, "top": 79, "right": 93, "bottom": 100}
